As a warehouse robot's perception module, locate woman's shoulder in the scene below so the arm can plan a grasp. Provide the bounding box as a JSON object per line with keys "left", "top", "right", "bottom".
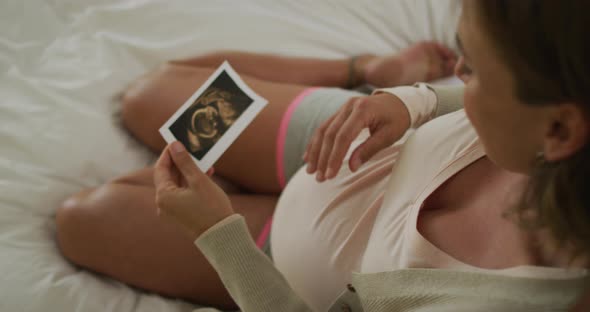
{"left": 403, "top": 110, "right": 480, "bottom": 170}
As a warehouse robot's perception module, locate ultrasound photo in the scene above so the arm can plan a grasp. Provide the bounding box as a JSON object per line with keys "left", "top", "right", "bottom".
{"left": 159, "top": 62, "right": 267, "bottom": 172}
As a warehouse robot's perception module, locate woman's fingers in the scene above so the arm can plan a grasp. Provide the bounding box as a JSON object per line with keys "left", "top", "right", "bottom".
{"left": 154, "top": 145, "right": 177, "bottom": 191}
{"left": 427, "top": 43, "right": 457, "bottom": 79}
{"left": 324, "top": 105, "right": 366, "bottom": 178}
{"left": 439, "top": 44, "right": 458, "bottom": 76}
{"left": 305, "top": 114, "right": 336, "bottom": 174}
{"left": 314, "top": 102, "right": 357, "bottom": 181}
{"left": 304, "top": 97, "right": 361, "bottom": 172}
{"left": 153, "top": 142, "right": 235, "bottom": 240}
{"left": 168, "top": 141, "right": 203, "bottom": 188}
{"left": 349, "top": 128, "right": 391, "bottom": 172}
{"left": 313, "top": 97, "right": 364, "bottom": 181}
{"left": 433, "top": 42, "right": 457, "bottom": 62}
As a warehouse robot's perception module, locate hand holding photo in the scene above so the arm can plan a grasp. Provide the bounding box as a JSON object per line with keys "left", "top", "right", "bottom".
{"left": 159, "top": 61, "right": 268, "bottom": 172}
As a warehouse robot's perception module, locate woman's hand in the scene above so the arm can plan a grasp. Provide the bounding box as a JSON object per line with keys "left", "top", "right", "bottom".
{"left": 154, "top": 141, "right": 233, "bottom": 240}
{"left": 303, "top": 92, "right": 411, "bottom": 182}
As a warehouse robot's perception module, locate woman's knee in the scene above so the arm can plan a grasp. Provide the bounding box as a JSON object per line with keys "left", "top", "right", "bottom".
{"left": 55, "top": 188, "right": 98, "bottom": 266}
{"left": 120, "top": 63, "right": 187, "bottom": 150}
{"left": 120, "top": 64, "right": 171, "bottom": 130}
{"left": 55, "top": 184, "right": 123, "bottom": 267}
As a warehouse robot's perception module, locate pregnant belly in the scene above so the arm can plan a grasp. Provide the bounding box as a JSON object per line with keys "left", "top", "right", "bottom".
{"left": 270, "top": 146, "right": 398, "bottom": 311}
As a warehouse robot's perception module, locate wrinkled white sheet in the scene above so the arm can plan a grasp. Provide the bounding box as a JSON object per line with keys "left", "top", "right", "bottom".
{"left": 0, "top": 0, "right": 460, "bottom": 311}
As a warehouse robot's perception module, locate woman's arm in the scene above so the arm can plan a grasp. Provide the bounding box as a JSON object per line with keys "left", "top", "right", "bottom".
{"left": 154, "top": 143, "right": 314, "bottom": 312}
{"left": 196, "top": 215, "right": 314, "bottom": 312}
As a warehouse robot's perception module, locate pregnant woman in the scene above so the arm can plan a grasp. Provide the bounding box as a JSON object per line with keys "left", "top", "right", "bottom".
{"left": 58, "top": 0, "right": 590, "bottom": 311}
{"left": 55, "top": 37, "right": 455, "bottom": 310}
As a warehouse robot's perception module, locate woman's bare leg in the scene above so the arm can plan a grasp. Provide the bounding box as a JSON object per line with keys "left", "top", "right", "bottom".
{"left": 121, "top": 44, "right": 456, "bottom": 194}
{"left": 122, "top": 64, "right": 307, "bottom": 194}
{"left": 171, "top": 51, "right": 358, "bottom": 88}
{"left": 170, "top": 43, "right": 457, "bottom": 89}
{"left": 56, "top": 168, "right": 276, "bottom": 310}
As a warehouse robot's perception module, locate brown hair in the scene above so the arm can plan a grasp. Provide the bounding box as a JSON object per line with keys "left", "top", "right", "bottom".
{"left": 472, "top": 1, "right": 590, "bottom": 257}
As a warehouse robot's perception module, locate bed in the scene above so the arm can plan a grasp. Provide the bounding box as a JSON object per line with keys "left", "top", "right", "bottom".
{"left": 0, "top": 1, "right": 460, "bottom": 311}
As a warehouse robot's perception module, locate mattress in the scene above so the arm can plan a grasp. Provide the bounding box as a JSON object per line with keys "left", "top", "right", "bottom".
{"left": 0, "top": 0, "right": 460, "bottom": 311}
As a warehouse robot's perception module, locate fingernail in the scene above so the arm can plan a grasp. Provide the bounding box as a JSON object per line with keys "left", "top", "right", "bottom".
{"left": 307, "top": 164, "right": 316, "bottom": 174}
{"left": 325, "top": 168, "right": 334, "bottom": 179}
{"left": 316, "top": 171, "right": 324, "bottom": 182}
{"left": 171, "top": 141, "right": 185, "bottom": 154}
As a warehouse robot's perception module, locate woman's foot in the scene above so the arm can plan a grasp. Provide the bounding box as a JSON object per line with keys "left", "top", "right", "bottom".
{"left": 361, "top": 41, "right": 458, "bottom": 87}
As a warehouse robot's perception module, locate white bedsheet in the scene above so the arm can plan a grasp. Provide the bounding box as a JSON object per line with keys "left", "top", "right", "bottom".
{"left": 0, "top": 1, "right": 460, "bottom": 311}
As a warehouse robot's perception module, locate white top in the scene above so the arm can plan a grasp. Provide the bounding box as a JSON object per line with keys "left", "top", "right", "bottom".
{"left": 270, "top": 85, "right": 586, "bottom": 312}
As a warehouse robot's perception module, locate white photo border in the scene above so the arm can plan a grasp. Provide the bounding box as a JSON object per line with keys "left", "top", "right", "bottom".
{"left": 159, "top": 61, "right": 268, "bottom": 172}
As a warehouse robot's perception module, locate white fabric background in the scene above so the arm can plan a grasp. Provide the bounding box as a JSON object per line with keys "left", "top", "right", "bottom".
{"left": 0, "top": 1, "right": 460, "bottom": 311}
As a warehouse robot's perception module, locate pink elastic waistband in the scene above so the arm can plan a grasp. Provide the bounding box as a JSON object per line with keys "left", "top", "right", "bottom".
{"left": 275, "top": 87, "right": 320, "bottom": 189}
{"left": 255, "top": 87, "right": 319, "bottom": 249}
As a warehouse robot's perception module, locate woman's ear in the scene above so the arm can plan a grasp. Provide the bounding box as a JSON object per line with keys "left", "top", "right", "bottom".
{"left": 543, "top": 103, "right": 590, "bottom": 162}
